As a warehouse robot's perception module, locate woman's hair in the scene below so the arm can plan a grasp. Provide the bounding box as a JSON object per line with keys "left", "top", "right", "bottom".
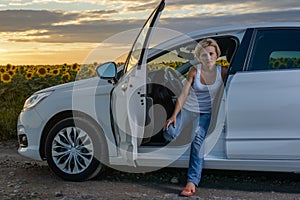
{"left": 194, "top": 38, "right": 221, "bottom": 61}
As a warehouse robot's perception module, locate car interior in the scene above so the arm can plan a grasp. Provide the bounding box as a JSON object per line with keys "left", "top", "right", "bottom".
{"left": 141, "top": 36, "right": 238, "bottom": 146}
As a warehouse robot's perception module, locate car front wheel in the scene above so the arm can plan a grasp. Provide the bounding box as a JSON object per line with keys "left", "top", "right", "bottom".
{"left": 45, "top": 117, "right": 106, "bottom": 181}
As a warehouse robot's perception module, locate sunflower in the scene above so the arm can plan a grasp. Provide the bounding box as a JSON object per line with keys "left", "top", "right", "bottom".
{"left": 168, "top": 62, "right": 176, "bottom": 68}
{"left": 0, "top": 68, "right": 5, "bottom": 73}
{"left": 6, "top": 64, "right": 12, "bottom": 71}
{"left": 87, "top": 68, "right": 96, "bottom": 77}
{"left": 25, "top": 71, "right": 34, "bottom": 80}
{"left": 71, "top": 63, "right": 80, "bottom": 72}
{"left": 1, "top": 72, "right": 12, "bottom": 83}
{"left": 36, "top": 67, "right": 47, "bottom": 77}
{"left": 8, "top": 70, "right": 15, "bottom": 77}
{"left": 61, "top": 72, "right": 71, "bottom": 83}
{"left": 51, "top": 68, "right": 60, "bottom": 76}
{"left": 216, "top": 59, "right": 230, "bottom": 67}
{"left": 11, "top": 65, "right": 17, "bottom": 71}
{"left": 61, "top": 66, "right": 68, "bottom": 72}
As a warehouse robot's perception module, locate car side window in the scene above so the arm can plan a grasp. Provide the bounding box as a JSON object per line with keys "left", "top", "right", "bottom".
{"left": 147, "top": 43, "right": 196, "bottom": 74}
{"left": 147, "top": 36, "right": 237, "bottom": 78}
{"left": 248, "top": 28, "right": 300, "bottom": 71}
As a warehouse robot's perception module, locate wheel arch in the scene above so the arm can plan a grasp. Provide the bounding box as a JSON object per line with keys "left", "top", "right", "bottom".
{"left": 39, "top": 110, "right": 109, "bottom": 160}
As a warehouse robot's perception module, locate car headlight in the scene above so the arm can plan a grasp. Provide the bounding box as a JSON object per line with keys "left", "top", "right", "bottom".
{"left": 23, "top": 91, "right": 53, "bottom": 111}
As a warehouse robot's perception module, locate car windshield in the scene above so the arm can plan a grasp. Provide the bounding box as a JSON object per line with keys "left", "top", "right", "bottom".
{"left": 122, "top": 1, "right": 163, "bottom": 74}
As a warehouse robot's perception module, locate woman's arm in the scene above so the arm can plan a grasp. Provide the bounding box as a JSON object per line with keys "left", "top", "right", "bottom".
{"left": 163, "top": 66, "right": 196, "bottom": 130}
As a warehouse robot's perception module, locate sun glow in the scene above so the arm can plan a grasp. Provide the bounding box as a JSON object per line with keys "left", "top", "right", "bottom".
{"left": 0, "top": 1, "right": 299, "bottom": 65}
{"left": 0, "top": 30, "right": 50, "bottom": 42}
{"left": 0, "top": 42, "right": 98, "bottom": 65}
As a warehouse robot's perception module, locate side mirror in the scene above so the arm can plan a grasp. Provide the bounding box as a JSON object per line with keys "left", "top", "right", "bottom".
{"left": 96, "top": 62, "right": 117, "bottom": 80}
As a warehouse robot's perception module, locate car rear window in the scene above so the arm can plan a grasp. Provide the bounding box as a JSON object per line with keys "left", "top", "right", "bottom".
{"left": 248, "top": 28, "right": 300, "bottom": 71}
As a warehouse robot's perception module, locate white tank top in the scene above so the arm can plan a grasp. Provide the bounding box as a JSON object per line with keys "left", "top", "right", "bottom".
{"left": 183, "top": 64, "right": 223, "bottom": 113}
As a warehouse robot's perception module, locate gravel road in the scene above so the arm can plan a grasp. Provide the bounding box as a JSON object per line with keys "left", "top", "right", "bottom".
{"left": 0, "top": 140, "right": 299, "bottom": 200}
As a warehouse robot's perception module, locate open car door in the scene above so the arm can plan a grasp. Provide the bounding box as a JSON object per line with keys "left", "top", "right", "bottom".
{"left": 111, "top": 0, "right": 165, "bottom": 166}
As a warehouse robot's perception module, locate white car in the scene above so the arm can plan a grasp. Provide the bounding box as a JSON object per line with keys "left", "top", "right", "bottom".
{"left": 17, "top": 0, "right": 300, "bottom": 181}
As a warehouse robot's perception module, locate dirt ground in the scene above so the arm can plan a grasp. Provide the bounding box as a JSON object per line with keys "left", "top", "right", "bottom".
{"left": 0, "top": 140, "right": 299, "bottom": 200}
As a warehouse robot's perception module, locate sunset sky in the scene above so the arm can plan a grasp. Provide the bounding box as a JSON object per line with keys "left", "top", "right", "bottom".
{"left": 1, "top": 0, "right": 300, "bottom": 65}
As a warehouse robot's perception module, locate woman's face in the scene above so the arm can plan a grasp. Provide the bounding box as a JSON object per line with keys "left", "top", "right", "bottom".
{"left": 199, "top": 46, "right": 218, "bottom": 67}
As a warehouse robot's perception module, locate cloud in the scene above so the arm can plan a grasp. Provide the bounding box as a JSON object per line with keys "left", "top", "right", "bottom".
{"left": 0, "top": 10, "right": 144, "bottom": 43}
{"left": 0, "top": 1, "right": 300, "bottom": 45}
{"left": 127, "top": 2, "right": 158, "bottom": 12}
{"left": 2, "top": 1, "right": 299, "bottom": 17}
{"left": 166, "top": 0, "right": 299, "bottom": 7}
{"left": 162, "top": 9, "right": 300, "bottom": 33}
{"left": 0, "top": 0, "right": 299, "bottom": 65}
{"left": 0, "top": 10, "right": 76, "bottom": 32}
{"left": 106, "top": 0, "right": 150, "bottom": 1}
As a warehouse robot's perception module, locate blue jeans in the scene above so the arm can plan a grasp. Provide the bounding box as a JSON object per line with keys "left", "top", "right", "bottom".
{"left": 163, "top": 108, "right": 211, "bottom": 186}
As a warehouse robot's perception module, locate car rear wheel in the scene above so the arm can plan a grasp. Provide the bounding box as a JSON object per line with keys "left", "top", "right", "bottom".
{"left": 45, "top": 117, "right": 106, "bottom": 181}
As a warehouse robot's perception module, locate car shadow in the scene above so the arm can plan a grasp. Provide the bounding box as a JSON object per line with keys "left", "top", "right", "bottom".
{"left": 96, "top": 167, "right": 300, "bottom": 195}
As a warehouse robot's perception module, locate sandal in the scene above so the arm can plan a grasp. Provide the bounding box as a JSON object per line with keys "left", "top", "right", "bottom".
{"left": 180, "top": 187, "right": 195, "bottom": 197}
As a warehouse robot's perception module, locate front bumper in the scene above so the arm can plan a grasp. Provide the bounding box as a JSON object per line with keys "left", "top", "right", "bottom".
{"left": 17, "top": 109, "right": 45, "bottom": 161}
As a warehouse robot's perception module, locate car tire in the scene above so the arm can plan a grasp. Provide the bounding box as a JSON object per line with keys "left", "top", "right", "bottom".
{"left": 45, "top": 116, "right": 106, "bottom": 181}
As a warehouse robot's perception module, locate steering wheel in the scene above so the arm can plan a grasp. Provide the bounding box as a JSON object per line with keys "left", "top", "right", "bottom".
{"left": 164, "top": 67, "right": 183, "bottom": 96}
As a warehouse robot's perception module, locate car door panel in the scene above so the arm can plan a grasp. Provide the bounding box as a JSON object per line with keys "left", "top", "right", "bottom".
{"left": 110, "top": 0, "right": 165, "bottom": 165}
{"left": 111, "top": 68, "right": 146, "bottom": 164}
{"left": 226, "top": 70, "right": 300, "bottom": 159}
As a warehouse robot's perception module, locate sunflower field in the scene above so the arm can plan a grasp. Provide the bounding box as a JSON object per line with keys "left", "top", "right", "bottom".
{"left": 0, "top": 63, "right": 97, "bottom": 140}
{"left": 0, "top": 60, "right": 229, "bottom": 141}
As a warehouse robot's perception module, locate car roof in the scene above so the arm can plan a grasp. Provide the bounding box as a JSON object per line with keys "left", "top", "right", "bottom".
{"left": 149, "top": 22, "right": 300, "bottom": 52}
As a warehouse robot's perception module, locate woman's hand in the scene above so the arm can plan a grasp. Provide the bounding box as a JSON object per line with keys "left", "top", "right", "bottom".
{"left": 163, "top": 115, "right": 176, "bottom": 131}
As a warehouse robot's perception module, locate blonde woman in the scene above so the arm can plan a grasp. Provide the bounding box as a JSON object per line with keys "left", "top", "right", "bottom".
{"left": 163, "top": 38, "right": 227, "bottom": 197}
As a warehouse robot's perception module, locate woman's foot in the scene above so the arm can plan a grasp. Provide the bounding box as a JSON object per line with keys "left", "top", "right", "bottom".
{"left": 180, "top": 182, "right": 196, "bottom": 197}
